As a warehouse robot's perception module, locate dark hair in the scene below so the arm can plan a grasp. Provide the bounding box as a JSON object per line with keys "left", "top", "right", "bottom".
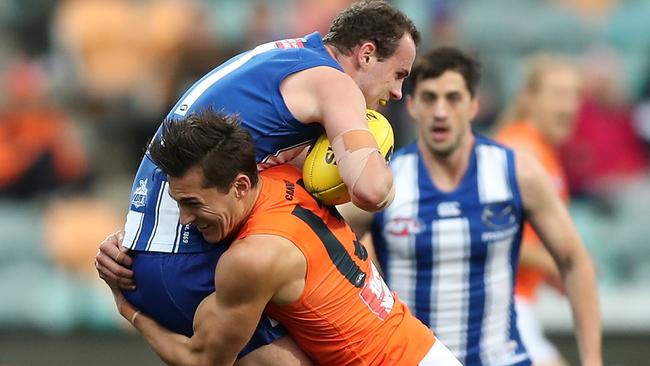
{"left": 148, "top": 108, "right": 258, "bottom": 192}
{"left": 407, "top": 47, "right": 482, "bottom": 97}
{"left": 323, "top": 0, "right": 420, "bottom": 60}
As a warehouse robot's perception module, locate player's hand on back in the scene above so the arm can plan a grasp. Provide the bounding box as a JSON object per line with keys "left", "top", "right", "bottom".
{"left": 95, "top": 230, "right": 136, "bottom": 290}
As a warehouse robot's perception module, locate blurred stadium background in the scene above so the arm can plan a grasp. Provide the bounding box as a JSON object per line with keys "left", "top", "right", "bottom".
{"left": 1, "top": 0, "right": 649, "bottom": 365}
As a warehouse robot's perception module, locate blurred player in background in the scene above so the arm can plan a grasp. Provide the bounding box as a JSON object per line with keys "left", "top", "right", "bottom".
{"left": 95, "top": 1, "right": 419, "bottom": 363}
{"left": 104, "top": 110, "right": 461, "bottom": 365}
{"left": 340, "top": 48, "right": 602, "bottom": 366}
{"left": 494, "top": 54, "right": 583, "bottom": 366}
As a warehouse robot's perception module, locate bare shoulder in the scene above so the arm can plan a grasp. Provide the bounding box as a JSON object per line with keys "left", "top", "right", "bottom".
{"left": 514, "top": 150, "right": 555, "bottom": 210}
{"left": 304, "top": 67, "right": 364, "bottom": 101}
{"left": 281, "top": 66, "right": 364, "bottom": 124}
{"left": 514, "top": 150, "right": 545, "bottom": 185}
{"left": 291, "top": 65, "right": 355, "bottom": 86}
{"left": 218, "top": 235, "right": 292, "bottom": 281}
{"left": 216, "top": 235, "right": 305, "bottom": 299}
{"left": 283, "top": 66, "right": 357, "bottom": 98}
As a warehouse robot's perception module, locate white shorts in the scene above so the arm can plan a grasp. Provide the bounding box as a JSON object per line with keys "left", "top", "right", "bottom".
{"left": 515, "top": 297, "right": 561, "bottom": 363}
{"left": 419, "top": 337, "right": 463, "bottom": 366}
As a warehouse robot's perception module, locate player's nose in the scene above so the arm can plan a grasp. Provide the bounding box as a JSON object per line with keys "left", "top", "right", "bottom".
{"left": 433, "top": 101, "right": 449, "bottom": 119}
{"left": 390, "top": 85, "right": 403, "bottom": 100}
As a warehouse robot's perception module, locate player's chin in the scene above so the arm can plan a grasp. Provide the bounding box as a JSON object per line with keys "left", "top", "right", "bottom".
{"left": 368, "top": 99, "right": 384, "bottom": 110}
{"left": 426, "top": 140, "right": 455, "bottom": 157}
{"left": 200, "top": 229, "right": 223, "bottom": 245}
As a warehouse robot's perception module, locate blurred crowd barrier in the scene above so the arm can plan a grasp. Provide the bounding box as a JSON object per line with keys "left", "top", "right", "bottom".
{"left": 0, "top": 0, "right": 648, "bottom": 340}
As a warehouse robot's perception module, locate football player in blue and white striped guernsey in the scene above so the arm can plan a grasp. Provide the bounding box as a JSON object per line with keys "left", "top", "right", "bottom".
{"left": 340, "top": 48, "right": 602, "bottom": 366}
{"left": 95, "top": 2, "right": 420, "bottom": 364}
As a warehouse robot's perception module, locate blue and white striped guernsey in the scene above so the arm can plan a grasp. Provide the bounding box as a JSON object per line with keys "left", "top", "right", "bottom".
{"left": 122, "top": 32, "right": 342, "bottom": 254}
{"left": 371, "top": 135, "right": 531, "bottom": 366}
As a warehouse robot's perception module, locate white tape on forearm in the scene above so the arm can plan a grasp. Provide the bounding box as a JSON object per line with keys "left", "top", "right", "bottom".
{"left": 333, "top": 148, "right": 377, "bottom": 192}
{"left": 331, "top": 130, "right": 379, "bottom": 192}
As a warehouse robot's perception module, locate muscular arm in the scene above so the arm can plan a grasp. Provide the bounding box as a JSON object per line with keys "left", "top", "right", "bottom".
{"left": 282, "top": 67, "right": 394, "bottom": 211}
{"left": 516, "top": 152, "right": 602, "bottom": 366}
{"left": 519, "top": 240, "right": 560, "bottom": 276}
{"left": 111, "top": 235, "right": 308, "bottom": 366}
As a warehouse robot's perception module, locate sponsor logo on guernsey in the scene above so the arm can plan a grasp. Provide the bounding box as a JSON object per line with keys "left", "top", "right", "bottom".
{"left": 359, "top": 264, "right": 394, "bottom": 320}
{"left": 481, "top": 226, "right": 518, "bottom": 242}
{"left": 385, "top": 217, "right": 424, "bottom": 237}
{"left": 437, "top": 201, "right": 461, "bottom": 217}
{"left": 275, "top": 38, "right": 305, "bottom": 49}
{"left": 283, "top": 180, "right": 295, "bottom": 201}
{"left": 131, "top": 179, "right": 148, "bottom": 208}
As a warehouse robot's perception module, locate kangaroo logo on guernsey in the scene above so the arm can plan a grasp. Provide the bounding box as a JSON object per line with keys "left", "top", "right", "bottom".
{"left": 131, "top": 179, "right": 148, "bottom": 208}
{"left": 481, "top": 203, "right": 516, "bottom": 229}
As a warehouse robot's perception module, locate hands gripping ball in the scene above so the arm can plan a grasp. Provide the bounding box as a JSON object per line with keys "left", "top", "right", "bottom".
{"left": 302, "top": 109, "right": 394, "bottom": 205}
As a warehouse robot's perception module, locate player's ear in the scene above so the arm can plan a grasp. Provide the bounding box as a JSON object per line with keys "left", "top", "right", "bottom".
{"left": 233, "top": 174, "right": 252, "bottom": 198}
{"left": 357, "top": 42, "right": 377, "bottom": 69}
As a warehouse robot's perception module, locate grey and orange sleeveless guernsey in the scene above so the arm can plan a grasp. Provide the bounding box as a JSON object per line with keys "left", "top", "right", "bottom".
{"left": 119, "top": 33, "right": 342, "bottom": 358}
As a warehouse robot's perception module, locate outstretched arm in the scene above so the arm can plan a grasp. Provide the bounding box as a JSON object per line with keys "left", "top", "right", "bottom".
{"left": 105, "top": 235, "right": 308, "bottom": 366}
{"left": 110, "top": 288, "right": 212, "bottom": 366}
{"left": 516, "top": 152, "right": 602, "bottom": 366}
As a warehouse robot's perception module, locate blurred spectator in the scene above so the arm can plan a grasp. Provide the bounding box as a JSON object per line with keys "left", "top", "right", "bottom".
{"left": 633, "top": 62, "right": 650, "bottom": 148}
{"left": 494, "top": 54, "right": 582, "bottom": 366}
{"left": 0, "top": 58, "right": 88, "bottom": 199}
{"left": 43, "top": 197, "right": 122, "bottom": 277}
{"left": 290, "top": 0, "right": 355, "bottom": 36}
{"left": 0, "top": 0, "right": 58, "bottom": 56}
{"left": 52, "top": 0, "right": 218, "bottom": 169}
{"left": 554, "top": 0, "right": 619, "bottom": 25}
{"left": 560, "top": 44, "right": 649, "bottom": 197}
{"left": 53, "top": 0, "right": 207, "bottom": 111}
{"left": 242, "top": 2, "right": 280, "bottom": 49}
{"left": 427, "top": 0, "right": 459, "bottom": 48}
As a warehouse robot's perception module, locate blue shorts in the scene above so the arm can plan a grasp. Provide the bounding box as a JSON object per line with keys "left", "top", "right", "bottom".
{"left": 121, "top": 248, "right": 287, "bottom": 358}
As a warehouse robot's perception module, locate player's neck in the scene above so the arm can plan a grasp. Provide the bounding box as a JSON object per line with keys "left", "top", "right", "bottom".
{"left": 324, "top": 44, "right": 355, "bottom": 77}
{"left": 419, "top": 134, "right": 475, "bottom": 192}
{"left": 242, "top": 179, "right": 264, "bottom": 221}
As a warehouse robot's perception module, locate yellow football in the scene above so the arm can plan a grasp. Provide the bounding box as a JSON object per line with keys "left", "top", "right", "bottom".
{"left": 302, "top": 109, "right": 394, "bottom": 205}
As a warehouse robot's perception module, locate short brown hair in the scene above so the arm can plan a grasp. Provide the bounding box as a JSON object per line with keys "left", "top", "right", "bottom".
{"left": 148, "top": 108, "right": 258, "bottom": 192}
{"left": 323, "top": 0, "right": 420, "bottom": 60}
{"left": 408, "top": 47, "right": 482, "bottom": 97}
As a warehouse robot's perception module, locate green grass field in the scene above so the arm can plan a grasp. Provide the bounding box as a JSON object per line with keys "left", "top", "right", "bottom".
{"left": 0, "top": 331, "right": 647, "bottom": 365}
